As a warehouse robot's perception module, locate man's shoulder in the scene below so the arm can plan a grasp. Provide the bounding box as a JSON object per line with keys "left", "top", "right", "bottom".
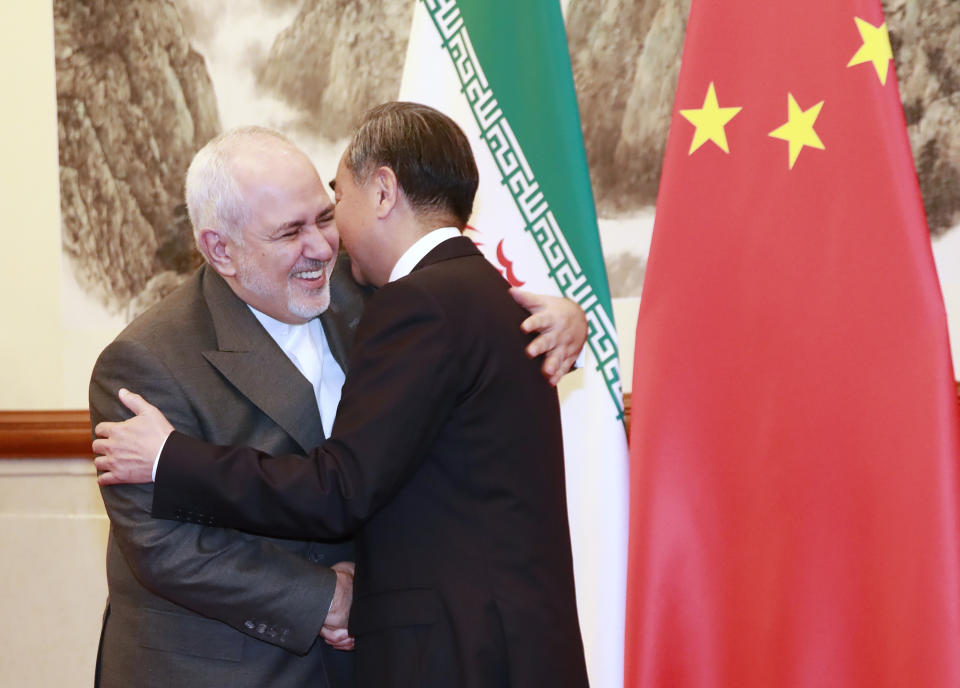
{"left": 113, "top": 268, "right": 213, "bottom": 349}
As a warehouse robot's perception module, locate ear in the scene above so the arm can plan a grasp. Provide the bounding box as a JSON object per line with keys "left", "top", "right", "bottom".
{"left": 197, "top": 228, "right": 238, "bottom": 277}
{"left": 371, "top": 166, "right": 400, "bottom": 220}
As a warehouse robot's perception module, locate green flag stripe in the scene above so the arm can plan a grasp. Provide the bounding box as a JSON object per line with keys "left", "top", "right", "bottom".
{"left": 451, "top": 0, "right": 610, "bottom": 299}
{"left": 423, "top": 0, "right": 624, "bottom": 416}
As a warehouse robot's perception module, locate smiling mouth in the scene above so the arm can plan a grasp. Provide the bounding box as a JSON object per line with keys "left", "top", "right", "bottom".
{"left": 292, "top": 263, "right": 327, "bottom": 283}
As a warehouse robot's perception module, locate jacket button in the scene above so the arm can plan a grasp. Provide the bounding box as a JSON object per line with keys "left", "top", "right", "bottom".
{"left": 256, "top": 623, "right": 267, "bottom": 634}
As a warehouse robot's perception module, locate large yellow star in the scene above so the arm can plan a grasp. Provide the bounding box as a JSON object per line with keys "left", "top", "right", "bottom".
{"left": 768, "top": 93, "right": 825, "bottom": 170}
{"left": 847, "top": 17, "right": 893, "bottom": 85}
{"left": 679, "top": 82, "right": 742, "bottom": 154}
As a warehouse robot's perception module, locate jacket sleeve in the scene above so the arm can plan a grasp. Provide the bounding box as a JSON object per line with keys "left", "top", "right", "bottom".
{"left": 91, "top": 338, "right": 337, "bottom": 655}
{"left": 152, "top": 279, "right": 460, "bottom": 539}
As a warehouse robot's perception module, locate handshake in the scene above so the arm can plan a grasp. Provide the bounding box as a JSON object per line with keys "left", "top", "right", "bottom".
{"left": 321, "top": 561, "right": 356, "bottom": 651}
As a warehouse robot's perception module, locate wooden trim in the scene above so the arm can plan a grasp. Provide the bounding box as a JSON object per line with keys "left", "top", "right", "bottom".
{"left": 4, "top": 381, "right": 954, "bottom": 458}
{"left": 623, "top": 392, "right": 631, "bottom": 434}
{"left": 1, "top": 383, "right": 955, "bottom": 458}
{"left": 0, "top": 410, "right": 93, "bottom": 458}
{"left": 0, "top": 392, "right": 643, "bottom": 459}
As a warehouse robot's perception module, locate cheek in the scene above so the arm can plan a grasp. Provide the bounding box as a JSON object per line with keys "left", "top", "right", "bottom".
{"left": 268, "top": 249, "right": 299, "bottom": 280}
{"left": 349, "top": 258, "right": 368, "bottom": 285}
{"left": 338, "top": 230, "right": 355, "bottom": 255}
{"left": 336, "top": 213, "right": 351, "bottom": 241}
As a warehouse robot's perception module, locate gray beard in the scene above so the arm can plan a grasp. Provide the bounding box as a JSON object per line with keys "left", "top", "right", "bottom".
{"left": 235, "top": 253, "right": 330, "bottom": 320}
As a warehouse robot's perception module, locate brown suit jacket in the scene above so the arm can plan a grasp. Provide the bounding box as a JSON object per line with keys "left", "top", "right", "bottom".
{"left": 91, "top": 261, "right": 363, "bottom": 688}
{"left": 152, "top": 238, "right": 589, "bottom": 687}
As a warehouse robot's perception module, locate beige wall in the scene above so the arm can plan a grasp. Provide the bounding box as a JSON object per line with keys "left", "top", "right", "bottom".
{"left": 1, "top": 11, "right": 109, "bottom": 688}
{"left": 0, "top": 3, "right": 64, "bottom": 409}
{"left": 0, "top": 2, "right": 128, "bottom": 411}
{"left": 0, "top": 459, "right": 108, "bottom": 687}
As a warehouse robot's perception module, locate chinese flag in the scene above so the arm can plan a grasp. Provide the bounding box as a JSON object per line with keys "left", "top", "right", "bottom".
{"left": 626, "top": 1, "right": 960, "bottom": 686}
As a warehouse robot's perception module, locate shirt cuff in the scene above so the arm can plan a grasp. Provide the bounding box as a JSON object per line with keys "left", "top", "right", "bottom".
{"left": 151, "top": 433, "right": 170, "bottom": 482}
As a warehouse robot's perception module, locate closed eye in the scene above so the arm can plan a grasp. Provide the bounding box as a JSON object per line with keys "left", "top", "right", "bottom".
{"left": 273, "top": 222, "right": 304, "bottom": 239}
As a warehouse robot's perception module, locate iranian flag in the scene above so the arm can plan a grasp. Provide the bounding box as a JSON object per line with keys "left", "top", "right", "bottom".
{"left": 399, "top": 1, "right": 629, "bottom": 686}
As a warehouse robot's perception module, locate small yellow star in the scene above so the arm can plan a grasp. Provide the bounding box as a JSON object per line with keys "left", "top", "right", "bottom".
{"left": 679, "top": 82, "right": 742, "bottom": 154}
{"left": 768, "top": 93, "right": 825, "bottom": 170}
{"left": 847, "top": 17, "right": 893, "bottom": 85}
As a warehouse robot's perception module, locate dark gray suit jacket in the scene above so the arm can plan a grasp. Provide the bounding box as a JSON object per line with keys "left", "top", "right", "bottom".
{"left": 90, "top": 261, "right": 364, "bottom": 688}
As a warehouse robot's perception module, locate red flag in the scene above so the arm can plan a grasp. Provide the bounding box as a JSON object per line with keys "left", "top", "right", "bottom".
{"left": 626, "top": 1, "right": 960, "bottom": 686}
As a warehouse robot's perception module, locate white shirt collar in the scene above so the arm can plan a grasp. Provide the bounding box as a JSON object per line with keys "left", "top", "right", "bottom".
{"left": 246, "top": 304, "right": 346, "bottom": 438}
{"left": 247, "top": 305, "right": 311, "bottom": 350}
{"left": 388, "top": 227, "right": 462, "bottom": 283}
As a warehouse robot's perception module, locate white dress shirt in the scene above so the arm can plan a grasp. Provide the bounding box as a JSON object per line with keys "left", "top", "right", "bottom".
{"left": 248, "top": 306, "right": 346, "bottom": 436}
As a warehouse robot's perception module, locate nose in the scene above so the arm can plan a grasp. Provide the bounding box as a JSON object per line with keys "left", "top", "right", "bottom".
{"left": 302, "top": 224, "right": 337, "bottom": 262}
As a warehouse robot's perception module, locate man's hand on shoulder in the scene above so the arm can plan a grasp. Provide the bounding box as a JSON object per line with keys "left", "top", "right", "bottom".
{"left": 321, "top": 561, "right": 356, "bottom": 651}
{"left": 93, "top": 389, "right": 174, "bottom": 485}
{"left": 510, "top": 288, "right": 587, "bottom": 386}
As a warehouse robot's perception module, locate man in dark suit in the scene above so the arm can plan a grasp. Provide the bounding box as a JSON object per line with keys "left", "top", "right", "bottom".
{"left": 95, "top": 103, "right": 590, "bottom": 687}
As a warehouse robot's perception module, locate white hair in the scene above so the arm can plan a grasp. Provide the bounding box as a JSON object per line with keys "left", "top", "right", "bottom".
{"left": 185, "top": 126, "right": 295, "bottom": 250}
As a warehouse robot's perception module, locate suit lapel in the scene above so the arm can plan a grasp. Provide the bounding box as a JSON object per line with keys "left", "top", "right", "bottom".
{"left": 200, "top": 268, "right": 326, "bottom": 452}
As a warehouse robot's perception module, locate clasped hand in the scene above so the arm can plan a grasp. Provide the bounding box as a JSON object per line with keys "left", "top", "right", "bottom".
{"left": 321, "top": 561, "right": 356, "bottom": 651}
